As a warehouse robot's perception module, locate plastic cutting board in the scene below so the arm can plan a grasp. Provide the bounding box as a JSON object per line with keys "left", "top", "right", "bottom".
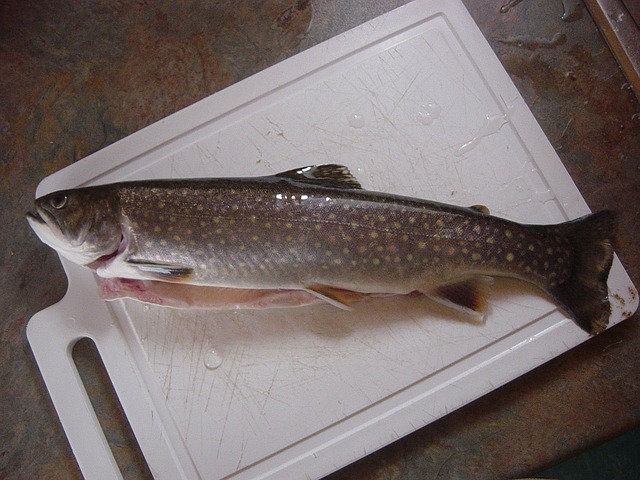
{"left": 27, "top": 1, "right": 638, "bottom": 479}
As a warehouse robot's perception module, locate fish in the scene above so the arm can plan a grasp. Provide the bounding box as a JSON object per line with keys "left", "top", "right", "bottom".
{"left": 26, "top": 164, "right": 616, "bottom": 334}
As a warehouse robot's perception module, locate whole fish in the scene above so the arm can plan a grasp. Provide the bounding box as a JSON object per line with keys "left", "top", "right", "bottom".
{"left": 26, "top": 164, "right": 616, "bottom": 334}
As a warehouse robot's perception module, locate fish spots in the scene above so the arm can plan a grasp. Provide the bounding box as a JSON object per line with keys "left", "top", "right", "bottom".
{"left": 473, "top": 225, "right": 482, "bottom": 234}
{"left": 506, "top": 252, "right": 514, "bottom": 262}
{"left": 372, "top": 258, "right": 380, "bottom": 265}
{"left": 504, "top": 230, "right": 513, "bottom": 239}
{"left": 370, "top": 231, "right": 379, "bottom": 239}
{"left": 472, "top": 252, "right": 482, "bottom": 261}
{"left": 154, "top": 226, "right": 162, "bottom": 233}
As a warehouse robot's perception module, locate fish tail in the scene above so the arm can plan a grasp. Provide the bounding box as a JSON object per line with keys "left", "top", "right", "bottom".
{"left": 550, "top": 210, "right": 617, "bottom": 334}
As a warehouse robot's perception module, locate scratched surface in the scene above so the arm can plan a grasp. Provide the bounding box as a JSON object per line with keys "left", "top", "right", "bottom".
{"left": 4, "top": 0, "right": 640, "bottom": 479}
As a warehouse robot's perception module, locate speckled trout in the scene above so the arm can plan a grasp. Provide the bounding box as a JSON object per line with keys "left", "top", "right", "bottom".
{"left": 27, "top": 165, "right": 616, "bottom": 334}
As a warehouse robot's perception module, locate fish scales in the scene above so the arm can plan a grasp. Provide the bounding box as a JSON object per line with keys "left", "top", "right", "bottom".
{"left": 26, "top": 164, "right": 616, "bottom": 334}
{"left": 119, "top": 179, "right": 572, "bottom": 293}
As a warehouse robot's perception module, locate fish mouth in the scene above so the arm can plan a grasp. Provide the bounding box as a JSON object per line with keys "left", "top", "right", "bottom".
{"left": 26, "top": 209, "right": 43, "bottom": 223}
{"left": 26, "top": 206, "right": 63, "bottom": 239}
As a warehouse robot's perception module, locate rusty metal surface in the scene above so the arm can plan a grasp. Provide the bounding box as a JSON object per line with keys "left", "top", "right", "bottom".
{"left": 0, "top": 0, "right": 638, "bottom": 478}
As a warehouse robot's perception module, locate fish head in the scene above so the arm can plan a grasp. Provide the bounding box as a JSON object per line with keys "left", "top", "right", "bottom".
{"left": 26, "top": 186, "right": 122, "bottom": 265}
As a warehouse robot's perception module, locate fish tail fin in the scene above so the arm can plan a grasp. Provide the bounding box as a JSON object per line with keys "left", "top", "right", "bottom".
{"left": 550, "top": 210, "right": 617, "bottom": 335}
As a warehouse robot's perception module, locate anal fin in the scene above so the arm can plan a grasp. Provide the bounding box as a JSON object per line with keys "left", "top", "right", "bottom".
{"left": 426, "top": 276, "right": 494, "bottom": 320}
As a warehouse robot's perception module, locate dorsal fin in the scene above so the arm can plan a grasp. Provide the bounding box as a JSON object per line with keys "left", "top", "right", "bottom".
{"left": 275, "top": 164, "right": 362, "bottom": 190}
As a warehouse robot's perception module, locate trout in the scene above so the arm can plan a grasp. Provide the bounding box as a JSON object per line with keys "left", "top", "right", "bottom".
{"left": 26, "top": 165, "right": 616, "bottom": 334}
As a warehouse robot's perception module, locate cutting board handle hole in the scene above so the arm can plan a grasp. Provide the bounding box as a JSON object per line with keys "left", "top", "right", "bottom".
{"left": 72, "top": 337, "right": 153, "bottom": 479}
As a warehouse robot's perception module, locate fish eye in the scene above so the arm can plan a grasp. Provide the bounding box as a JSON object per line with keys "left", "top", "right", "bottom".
{"left": 50, "top": 193, "right": 68, "bottom": 209}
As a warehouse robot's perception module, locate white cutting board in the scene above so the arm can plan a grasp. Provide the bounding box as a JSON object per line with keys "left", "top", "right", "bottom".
{"left": 27, "top": 1, "right": 638, "bottom": 479}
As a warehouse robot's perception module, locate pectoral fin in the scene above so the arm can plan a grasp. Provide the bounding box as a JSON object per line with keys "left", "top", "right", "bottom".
{"left": 304, "top": 284, "right": 367, "bottom": 310}
{"left": 126, "top": 260, "right": 194, "bottom": 282}
{"left": 425, "top": 276, "right": 494, "bottom": 320}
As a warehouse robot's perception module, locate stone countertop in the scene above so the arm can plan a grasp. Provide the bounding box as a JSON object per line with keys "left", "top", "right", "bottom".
{"left": 1, "top": 0, "right": 638, "bottom": 478}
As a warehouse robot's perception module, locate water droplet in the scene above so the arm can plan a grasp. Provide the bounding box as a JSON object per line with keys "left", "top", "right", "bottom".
{"left": 65, "top": 317, "right": 77, "bottom": 329}
{"left": 499, "top": 0, "right": 524, "bottom": 13}
{"left": 455, "top": 113, "right": 509, "bottom": 156}
{"left": 143, "top": 304, "right": 150, "bottom": 312}
{"left": 416, "top": 102, "right": 442, "bottom": 125}
{"left": 347, "top": 113, "right": 365, "bottom": 128}
{"left": 561, "top": 0, "right": 582, "bottom": 22}
{"left": 204, "top": 349, "right": 223, "bottom": 370}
